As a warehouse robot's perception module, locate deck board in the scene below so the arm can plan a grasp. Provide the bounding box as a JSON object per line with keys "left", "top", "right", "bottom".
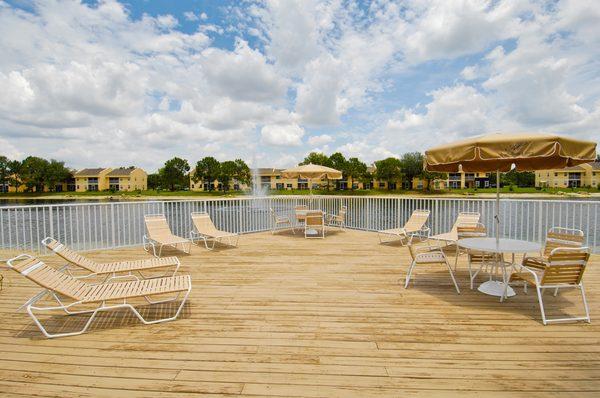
{"left": 0, "top": 229, "right": 599, "bottom": 397}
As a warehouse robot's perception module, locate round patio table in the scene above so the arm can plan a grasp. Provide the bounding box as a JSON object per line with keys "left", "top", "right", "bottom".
{"left": 458, "top": 238, "right": 542, "bottom": 298}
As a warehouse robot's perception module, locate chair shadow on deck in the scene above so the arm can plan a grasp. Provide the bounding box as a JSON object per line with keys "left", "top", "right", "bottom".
{"left": 271, "top": 228, "right": 345, "bottom": 239}
{"left": 398, "top": 245, "right": 589, "bottom": 325}
{"left": 15, "top": 300, "right": 191, "bottom": 339}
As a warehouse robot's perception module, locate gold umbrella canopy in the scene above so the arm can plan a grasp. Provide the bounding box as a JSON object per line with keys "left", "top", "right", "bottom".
{"left": 282, "top": 164, "right": 343, "bottom": 180}
{"left": 424, "top": 133, "right": 597, "bottom": 173}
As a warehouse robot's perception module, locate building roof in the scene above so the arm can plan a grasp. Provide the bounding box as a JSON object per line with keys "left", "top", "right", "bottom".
{"left": 589, "top": 161, "right": 600, "bottom": 170}
{"left": 256, "top": 168, "right": 283, "bottom": 175}
{"left": 74, "top": 168, "right": 107, "bottom": 176}
{"left": 108, "top": 167, "right": 137, "bottom": 177}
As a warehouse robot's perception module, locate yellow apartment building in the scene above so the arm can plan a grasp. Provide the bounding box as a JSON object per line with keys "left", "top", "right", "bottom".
{"left": 75, "top": 167, "right": 147, "bottom": 192}
{"left": 0, "top": 173, "right": 75, "bottom": 193}
{"left": 535, "top": 162, "right": 600, "bottom": 188}
{"left": 413, "top": 172, "right": 490, "bottom": 190}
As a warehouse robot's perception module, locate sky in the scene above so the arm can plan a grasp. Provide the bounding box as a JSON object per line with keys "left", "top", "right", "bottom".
{"left": 0, "top": 0, "right": 599, "bottom": 172}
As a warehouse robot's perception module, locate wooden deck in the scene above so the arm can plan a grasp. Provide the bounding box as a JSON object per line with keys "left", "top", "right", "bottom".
{"left": 0, "top": 229, "right": 599, "bottom": 397}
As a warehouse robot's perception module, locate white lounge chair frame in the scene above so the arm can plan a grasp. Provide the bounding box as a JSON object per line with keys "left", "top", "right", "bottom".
{"left": 189, "top": 212, "right": 239, "bottom": 250}
{"left": 326, "top": 206, "right": 347, "bottom": 230}
{"left": 405, "top": 243, "right": 460, "bottom": 294}
{"left": 42, "top": 237, "right": 180, "bottom": 281}
{"left": 7, "top": 254, "right": 191, "bottom": 338}
{"left": 378, "top": 209, "right": 430, "bottom": 245}
{"left": 506, "top": 247, "right": 590, "bottom": 325}
{"left": 143, "top": 214, "right": 191, "bottom": 257}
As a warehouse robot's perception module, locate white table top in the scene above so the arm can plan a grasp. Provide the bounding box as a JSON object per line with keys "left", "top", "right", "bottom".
{"left": 458, "top": 237, "right": 541, "bottom": 254}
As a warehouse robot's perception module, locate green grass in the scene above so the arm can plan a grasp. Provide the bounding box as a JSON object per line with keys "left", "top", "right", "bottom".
{"left": 2, "top": 186, "right": 598, "bottom": 198}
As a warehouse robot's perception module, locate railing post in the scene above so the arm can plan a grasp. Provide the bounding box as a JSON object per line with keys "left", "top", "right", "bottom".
{"left": 537, "top": 200, "right": 543, "bottom": 244}
{"left": 48, "top": 205, "right": 54, "bottom": 250}
{"left": 111, "top": 203, "right": 116, "bottom": 248}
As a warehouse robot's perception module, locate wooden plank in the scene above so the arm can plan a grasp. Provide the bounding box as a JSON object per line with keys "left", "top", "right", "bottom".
{"left": 0, "top": 229, "right": 599, "bottom": 397}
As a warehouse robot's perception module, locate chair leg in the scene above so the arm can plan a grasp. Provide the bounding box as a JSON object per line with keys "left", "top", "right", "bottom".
{"left": 443, "top": 259, "right": 460, "bottom": 294}
{"left": 536, "top": 286, "right": 548, "bottom": 325}
{"left": 404, "top": 260, "right": 416, "bottom": 288}
{"left": 580, "top": 284, "right": 591, "bottom": 323}
{"left": 454, "top": 244, "right": 459, "bottom": 271}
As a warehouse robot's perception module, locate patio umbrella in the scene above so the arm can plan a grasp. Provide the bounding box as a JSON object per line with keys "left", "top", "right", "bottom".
{"left": 424, "top": 133, "right": 597, "bottom": 241}
{"left": 282, "top": 163, "right": 343, "bottom": 194}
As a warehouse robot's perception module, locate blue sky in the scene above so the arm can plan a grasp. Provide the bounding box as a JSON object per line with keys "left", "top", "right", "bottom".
{"left": 0, "top": 0, "right": 598, "bottom": 171}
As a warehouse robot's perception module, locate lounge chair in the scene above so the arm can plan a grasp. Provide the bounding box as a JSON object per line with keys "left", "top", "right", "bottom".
{"left": 378, "top": 209, "right": 430, "bottom": 245}
{"left": 42, "top": 237, "right": 180, "bottom": 280}
{"left": 6, "top": 254, "right": 191, "bottom": 338}
{"left": 305, "top": 211, "right": 325, "bottom": 239}
{"left": 190, "top": 212, "right": 239, "bottom": 250}
{"left": 326, "top": 206, "right": 347, "bottom": 229}
{"left": 430, "top": 212, "right": 480, "bottom": 246}
{"left": 143, "top": 214, "right": 191, "bottom": 257}
{"left": 507, "top": 247, "right": 590, "bottom": 324}
{"left": 270, "top": 208, "right": 295, "bottom": 234}
{"left": 404, "top": 242, "right": 460, "bottom": 294}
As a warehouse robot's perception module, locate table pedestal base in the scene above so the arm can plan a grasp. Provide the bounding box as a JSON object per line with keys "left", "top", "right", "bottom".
{"left": 478, "top": 280, "right": 516, "bottom": 298}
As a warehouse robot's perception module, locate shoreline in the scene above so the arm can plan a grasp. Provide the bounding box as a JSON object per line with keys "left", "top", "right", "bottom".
{"left": 2, "top": 192, "right": 599, "bottom": 201}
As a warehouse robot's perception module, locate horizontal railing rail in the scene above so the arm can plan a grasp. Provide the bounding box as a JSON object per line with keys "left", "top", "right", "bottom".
{"left": 1, "top": 196, "right": 598, "bottom": 254}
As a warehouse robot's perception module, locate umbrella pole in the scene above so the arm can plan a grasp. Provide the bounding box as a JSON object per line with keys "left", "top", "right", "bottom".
{"left": 495, "top": 169, "right": 500, "bottom": 243}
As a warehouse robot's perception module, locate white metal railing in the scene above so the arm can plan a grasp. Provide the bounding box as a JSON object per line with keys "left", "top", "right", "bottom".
{"left": 1, "top": 196, "right": 598, "bottom": 254}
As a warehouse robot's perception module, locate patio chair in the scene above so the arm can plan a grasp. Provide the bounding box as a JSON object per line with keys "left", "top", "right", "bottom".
{"left": 540, "top": 227, "right": 584, "bottom": 259}
{"left": 507, "top": 247, "right": 590, "bottom": 325}
{"left": 378, "top": 209, "right": 430, "bottom": 245}
{"left": 430, "top": 212, "right": 480, "bottom": 245}
{"left": 305, "top": 211, "right": 325, "bottom": 239}
{"left": 190, "top": 212, "right": 239, "bottom": 250}
{"left": 270, "top": 207, "right": 295, "bottom": 234}
{"left": 6, "top": 254, "right": 192, "bottom": 338}
{"left": 455, "top": 223, "right": 500, "bottom": 288}
{"left": 42, "top": 237, "right": 180, "bottom": 281}
{"left": 326, "top": 206, "right": 347, "bottom": 229}
{"left": 404, "top": 243, "right": 460, "bottom": 294}
{"left": 143, "top": 214, "right": 191, "bottom": 257}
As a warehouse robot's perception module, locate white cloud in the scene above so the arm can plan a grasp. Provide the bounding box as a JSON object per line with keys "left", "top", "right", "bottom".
{"left": 183, "top": 12, "right": 198, "bottom": 22}
{"left": 0, "top": 0, "right": 598, "bottom": 172}
{"left": 201, "top": 40, "right": 289, "bottom": 103}
{"left": 260, "top": 124, "right": 305, "bottom": 146}
{"left": 307, "top": 134, "right": 333, "bottom": 146}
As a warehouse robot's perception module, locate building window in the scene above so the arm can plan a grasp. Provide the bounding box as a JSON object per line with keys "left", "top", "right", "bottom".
{"left": 276, "top": 183, "right": 284, "bottom": 190}
{"left": 286, "top": 184, "right": 292, "bottom": 189}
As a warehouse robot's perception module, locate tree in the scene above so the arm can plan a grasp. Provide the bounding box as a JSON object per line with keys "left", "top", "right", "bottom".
{"left": 400, "top": 152, "right": 424, "bottom": 189}
{"left": 420, "top": 170, "right": 446, "bottom": 191}
{"left": 159, "top": 157, "right": 190, "bottom": 191}
{"left": 218, "top": 161, "right": 237, "bottom": 191}
{"left": 328, "top": 152, "right": 347, "bottom": 190}
{"left": 233, "top": 159, "right": 251, "bottom": 186}
{"left": 346, "top": 157, "right": 367, "bottom": 190}
{"left": 45, "top": 160, "right": 71, "bottom": 191}
{"left": 194, "top": 157, "right": 221, "bottom": 191}
{"left": 7, "top": 160, "right": 22, "bottom": 191}
{"left": 0, "top": 156, "right": 9, "bottom": 192}
{"left": 300, "top": 152, "right": 332, "bottom": 167}
{"left": 147, "top": 173, "right": 161, "bottom": 190}
{"left": 374, "top": 157, "right": 403, "bottom": 189}
{"left": 501, "top": 170, "right": 535, "bottom": 187}
{"left": 20, "top": 156, "right": 49, "bottom": 192}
